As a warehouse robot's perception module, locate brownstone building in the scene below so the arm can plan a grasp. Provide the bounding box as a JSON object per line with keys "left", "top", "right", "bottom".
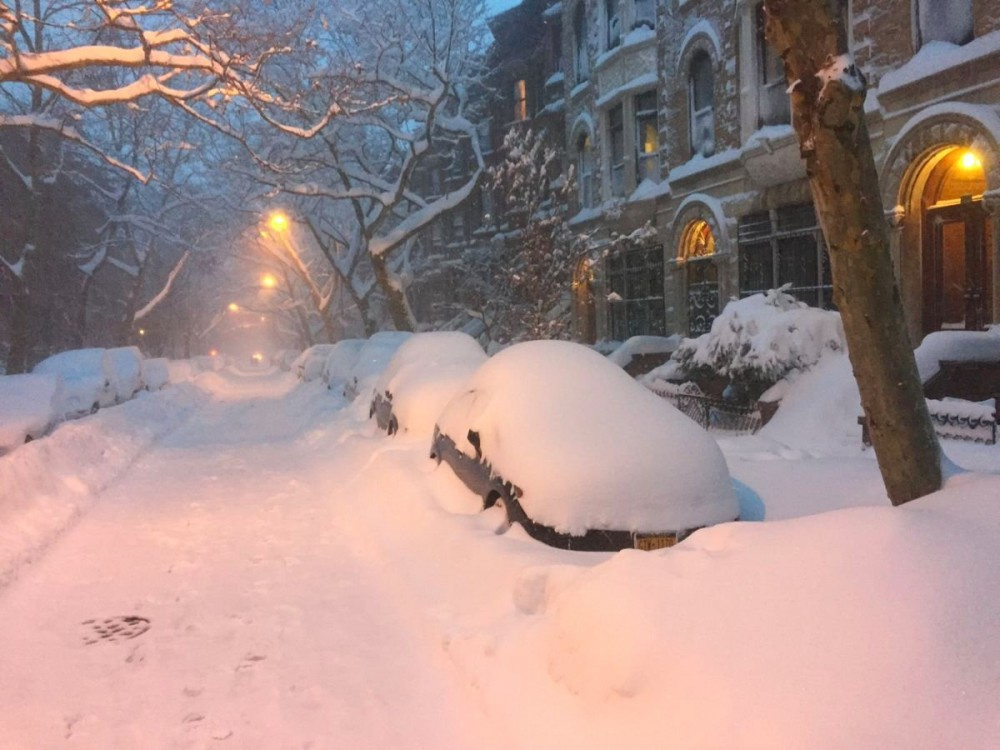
{"left": 558, "top": 0, "right": 1000, "bottom": 344}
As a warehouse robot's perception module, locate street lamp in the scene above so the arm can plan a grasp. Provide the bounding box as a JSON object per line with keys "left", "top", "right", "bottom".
{"left": 261, "top": 273, "right": 278, "bottom": 289}
{"left": 228, "top": 302, "right": 240, "bottom": 313}
{"left": 268, "top": 212, "right": 290, "bottom": 233}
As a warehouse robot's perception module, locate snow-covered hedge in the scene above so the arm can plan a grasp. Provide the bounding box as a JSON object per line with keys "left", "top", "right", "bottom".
{"left": 667, "top": 287, "right": 846, "bottom": 400}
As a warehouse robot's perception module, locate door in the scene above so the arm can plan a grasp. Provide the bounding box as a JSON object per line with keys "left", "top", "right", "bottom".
{"left": 923, "top": 197, "right": 991, "bottom": 333}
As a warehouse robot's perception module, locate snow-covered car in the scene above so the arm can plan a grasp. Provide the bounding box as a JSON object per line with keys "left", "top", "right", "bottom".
{"left": 141, "top": 358, "right": 170, "bottom": 391}
{"left": 32, "top": 348, "right": 116, "bottom": 419}
{"left": 343, "top": 332, "right": 412, "bottom": 400}
{"left": 370, "top": 332, "right": 487, "bottom": 438}
{"left": 106, "top": 346, "right": 144, "bottom": 402}
{"left": 0, "top": 373, "right": 62, "bottom": 453}
{"left": 167, "top": 359, "right": 198, "bottom": 384}
{"left": 322, "top": 339, "right": 365, "bottom": 392}
{"left": 293, "top": 344, "right": 337, "bottom": 382}
{"left": 430, "top": 340, "right": 739, "bottom": 551}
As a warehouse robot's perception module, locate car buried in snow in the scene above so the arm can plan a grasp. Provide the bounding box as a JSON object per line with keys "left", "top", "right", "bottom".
{"left": 430, "top": 340, "right": 739, "bottom": 552}
{"left": 369, "top": 332, "right": 487, "bottom": 439}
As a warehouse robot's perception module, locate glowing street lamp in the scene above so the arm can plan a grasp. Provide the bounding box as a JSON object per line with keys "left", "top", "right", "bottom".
{"left": 227, "top": 302, "right": 240, "bottom": 313}
{"left": 268, "top": 212, "right": 290, "bottom": 232}
{"left": 138, "top": 328, "right": 146, "bottom": 337}
{"left": 261, "top": 273, "right": 278, "bottom": 289}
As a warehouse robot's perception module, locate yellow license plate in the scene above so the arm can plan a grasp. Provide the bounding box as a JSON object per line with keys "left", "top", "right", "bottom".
{"left": 634, "top": 533, "right": 677, "bottom": 551}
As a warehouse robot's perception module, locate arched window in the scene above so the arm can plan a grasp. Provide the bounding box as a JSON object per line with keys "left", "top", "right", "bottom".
{"left": 606, "top": 0, "right": 621, "bottom": 50}
{"left": 755, "top": 2, "right": 790, "bottom": 127}
{"left": 574, "top": 3, "right": 589, "bottom": 82}
{"left": 916, "top": 0, "right": 973, "bottom": 48}
{"left": 689, "top": 49, "right": 715, "bottom": 157}
{"left": 576, "top": 131, "right": 595, "bottom": 208}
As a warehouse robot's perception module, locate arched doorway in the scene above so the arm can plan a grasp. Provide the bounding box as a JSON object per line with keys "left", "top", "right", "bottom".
{"left": 679, "top": 219, "right": 719, "bottom": 336}
{"left": 913, "top": 147, "right": 991, "bottom": 332}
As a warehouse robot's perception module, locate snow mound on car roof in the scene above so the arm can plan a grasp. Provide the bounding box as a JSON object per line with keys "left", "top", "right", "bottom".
{"left": 376, "top": 332, "right": 487, "bottom": 439}
{"left": 437, "top": 340, "right": 738, "bottom": 534}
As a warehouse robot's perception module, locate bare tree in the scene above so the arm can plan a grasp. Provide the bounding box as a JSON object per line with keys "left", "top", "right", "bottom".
{"left": 763, "top": 0, "right": 941, "bottom": 504}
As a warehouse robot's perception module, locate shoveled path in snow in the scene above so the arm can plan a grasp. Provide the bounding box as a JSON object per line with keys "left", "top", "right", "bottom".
{"left": 0, "top": 370, "right": 504, "bottom": 749}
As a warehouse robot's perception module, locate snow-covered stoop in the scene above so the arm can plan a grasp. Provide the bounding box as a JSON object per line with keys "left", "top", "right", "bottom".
{"left": 0, "top": 383, "right": 207, "bottom": 588}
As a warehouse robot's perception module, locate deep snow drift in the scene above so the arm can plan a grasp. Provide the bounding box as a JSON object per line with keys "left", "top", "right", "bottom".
{"left": 0, "top": 362, "right": 997, "bottom": 749}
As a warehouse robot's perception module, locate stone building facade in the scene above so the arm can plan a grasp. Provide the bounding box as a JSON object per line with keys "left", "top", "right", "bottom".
{"left": 557, "top": 0, "right": 1000, "bottom": 345}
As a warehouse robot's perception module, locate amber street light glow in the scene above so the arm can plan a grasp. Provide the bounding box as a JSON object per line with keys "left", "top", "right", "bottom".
{"left": 959, "top": 150, "right": 982, "bottom": 170}
{"left": 138, "top": 328, "right": 146, "bottom": 336}
{"left": 227, "top": 302, "right": 240, "bottom": 313}
{"left": 261, "top": 273, "right": 278, "bottom": 289}
{"left": 268, "top": 212, "right": 290, "bottom": 232}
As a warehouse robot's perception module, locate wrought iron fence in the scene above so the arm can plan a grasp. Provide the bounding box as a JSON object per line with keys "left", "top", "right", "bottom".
{"left": 646, "top": 382, "right": 764, "bottom": 435}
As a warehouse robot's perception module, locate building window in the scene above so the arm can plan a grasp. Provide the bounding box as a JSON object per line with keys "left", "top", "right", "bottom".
{"left": 633, "top": 0, "right": 655, "bottom": 30}
{"left": 756, "top": 2, "right": 790, "bottom": 127}
{"left": 607, "top": 244, "right": 666, "bottom": 340}
{"left": 513, "top": 79, "right": 528, "bottom": 121}
{"left": 608, "top": 104, "right": 625, "bottom": 197}
{"left": 916, "top": 0, "right": 973, "bottom": 48}
{"left": 738, "top": 204, "right": 834, "bottom": 308}
{"left": 574, "top": 3, "right": 589, "bottom": 82}
{"left": 576, "top": 132, "right": 596, "bottom": 208}
{"left": 606, "top": 0, "right": 622, "bottom": 50}
{"left": 689, "top": 50, "right": 715, "bottom": 157}
{"left": 634, "top": 91, "right": 659, "bottom": 185}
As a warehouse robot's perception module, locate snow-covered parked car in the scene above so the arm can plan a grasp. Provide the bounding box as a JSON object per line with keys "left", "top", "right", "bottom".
{"left": 343, "top": 332, "right": 412, "bottom": 400}
{"left": 293, "top": 344, "right": 337, "bottom": 382}
{"left": 167, "top": 359, "right": 198, "bottom": 384}
{"left": 430, "top": 340, "right": 739, "bottom": 551}
{"left": 141, "top": 358, "right": 170, "bottom": 391}
{"left": 322, "top": 339, "right": 365, "bottom": 393}
{"left": 0, "top": 373, "right": 62, "bottom": 453}
{"left": 370, "top": 332, "right": 487, "bottom": 438}
{"left": 106, "top": 346, "right": 144, "bottom": 402}
{"left": 32, "top": 348, "right": 116, "bottom": 419}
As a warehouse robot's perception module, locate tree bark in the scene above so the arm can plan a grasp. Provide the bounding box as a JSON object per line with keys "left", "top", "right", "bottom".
{"left": 370, "top": 252, "right": 415, "bottom": 332}
{"left": 764, "top": 0, "right": 941, "bottom": 504}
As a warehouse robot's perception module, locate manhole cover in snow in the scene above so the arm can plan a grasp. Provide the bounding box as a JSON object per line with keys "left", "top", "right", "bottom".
{"left": 81, "top": 616, "right": 151, "bottom": 645}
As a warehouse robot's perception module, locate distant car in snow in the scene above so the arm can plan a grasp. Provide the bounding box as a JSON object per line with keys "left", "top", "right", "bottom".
{"left": 343, "top": 331, "right": 412, "bottom": 401}
{"left": 293, "top": 344, "right": 337, "bottom": 382}
{"left": 430, "top": 340, "right": 739, "bottom": 552}
{"left": 141, "top": 358, "right": 170, "bottom": 391}
{"left": 322, "top": 339, "right": 365, "bottom": 393}
{"left": 369, "top": 332, "right": 487, "bottom": 438}
{"left": 106, "top": 346, "right": 144, "bottom": 402}
{"left": 0, "top": 373, "right": 62, "bottom": 453}
{"left": 32, "top": 348, "right": 116, "bottom": 419}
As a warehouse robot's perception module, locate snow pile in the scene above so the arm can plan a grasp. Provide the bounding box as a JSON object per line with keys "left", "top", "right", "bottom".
{"left": 345, "top": 331, "right": 412, "bottom": 400}
{"left": 33, "top": 348, "right": 116, "bottom": 418}
{"left": 436, "top": 340, "right": 738, "bottom": 534}
{"left": 0, "top": 374, "right": 61, "bottom": 453}
{"left": 914, "top": 327, "right": 1000, "bottom": 381}
{"left": 458, "top": 476, "right": 1000, "bottom": 749}
{"left": 670, "top": 287, "right": 846, "bottom": 399}
{"left": 606, "top": 334, "right": 682, "bottom": 369}
{"left": 140, "top": 357, "right": 170, "bottom": 391}
{"left": 926, "top": 397, "right": 996, "bottom": 422}
{"left": 292, "top": 344, "right": 337, "bottom": 382}
{"left": 166, "top": 358, "right": 198, "bottom": 383}
{"left": 0, "top": 384, "right": 206, "bottom": 588}
{"left": 322, "top": 339, "right": 365, "bottom": 392}
{"left": 374, "top": 331, "right": 487, "bottom": 439}
{"left": 106, "top": 346, "right": 144, "bottom": 401}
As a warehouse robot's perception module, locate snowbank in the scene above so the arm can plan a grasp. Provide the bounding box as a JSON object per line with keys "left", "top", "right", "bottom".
{"left": 106, "top": 346, "right": 144, "bottom": 402}
{"left": 440, "top": 474, "right": 1000, "bottom": 750}
{"left": 33, "top": 348, "right": 116, "bottom": 417}
{"left": 606, "top": 334, "right": 682, "bottom": 369}
{"left": 140, "top": 357, "right": 170, "bottom": 391}
{"left": 436, "top": 340, "right": 738, "bottom": 534}
{"left": 0, "top": 384, "right": 206, "bottom": 588}
{"left": 0, "top": 374, "right": 61, "bottom": 453}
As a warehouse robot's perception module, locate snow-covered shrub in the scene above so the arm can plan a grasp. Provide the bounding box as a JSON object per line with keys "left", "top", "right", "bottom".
{"left": 670, "top": 286, "right": 846, "bottom": 401}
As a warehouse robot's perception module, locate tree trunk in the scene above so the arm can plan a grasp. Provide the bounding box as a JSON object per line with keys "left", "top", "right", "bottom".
{"left": 6, "top": 284, "right": 31, "bottom": 374}
{"left": 370, "top": 253, "right": 414, "bottom": 332}
{"left": 764, "top": 0, "right": 941, "bottom": 504}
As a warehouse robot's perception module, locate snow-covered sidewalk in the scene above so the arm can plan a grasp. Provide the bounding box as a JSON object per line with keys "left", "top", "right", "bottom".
{"left": 0, "top": 370, "right": 502, "bottom": 749}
